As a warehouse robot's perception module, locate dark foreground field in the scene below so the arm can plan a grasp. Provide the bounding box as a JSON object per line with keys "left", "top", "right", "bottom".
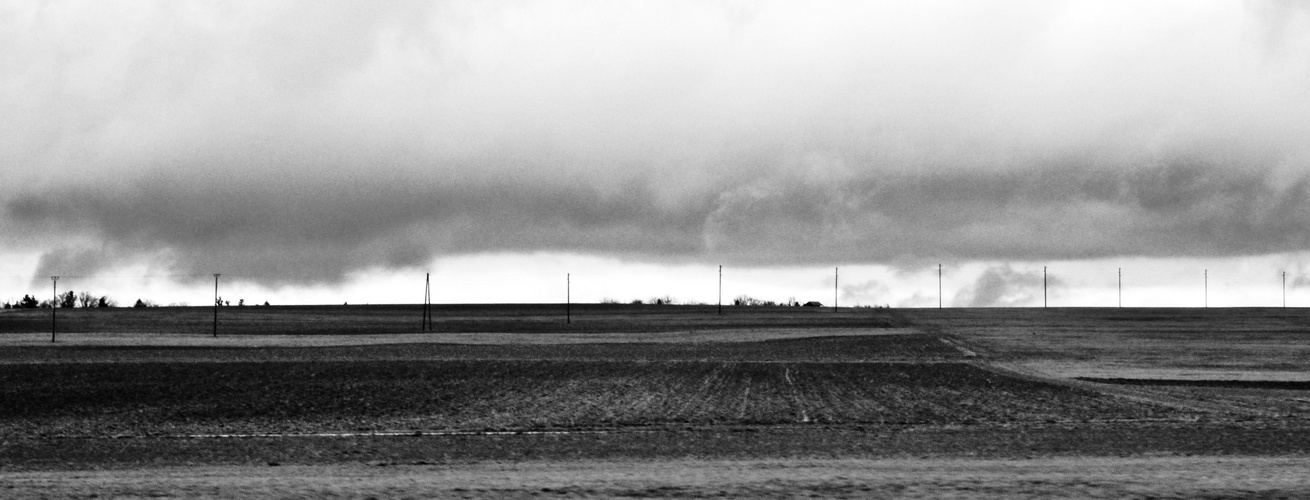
{"left": 3, "top": 305, "right": 1310, "bottom": 498}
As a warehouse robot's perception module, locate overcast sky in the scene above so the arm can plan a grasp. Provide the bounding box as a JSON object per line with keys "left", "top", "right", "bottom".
{"left": 4, "top": 1, "right": 1310, "bottom": 307}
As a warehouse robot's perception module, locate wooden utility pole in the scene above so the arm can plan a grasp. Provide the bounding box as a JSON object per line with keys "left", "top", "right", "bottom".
{"left": 1204, "top": 269, "right": 1208, "bottom": 308}
{"left": 1043, "top": 266, "right": 1047, "bottom": 308}
{"left": 938, "top": 264, "right": 942, "bottom": 309}
{"left": 718, "top": 265, "right": 722, "bottom": 315}
{"left": 213, "top": 274, "right": 220, "bottom": 338}
{"left": 1283, "top": 271, "right": 1287, "bottom": 308}
{"left": 566, "top": 273, "right": 571, "bottom": 324}
{"left": 50, "top": 276, "right": 58, "bottom": 343}
{"left": 1118, "top": 268, "right": 1122, "bottom": 308}
{"left": 834, "top": 267, "right": 838, "bottom": 311}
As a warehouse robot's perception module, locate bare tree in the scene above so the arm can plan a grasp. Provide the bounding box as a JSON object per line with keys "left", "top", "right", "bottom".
{"left": 648, "top": 295, "right": 677, "bottom": 305}
{"left": 733, "top": 295, "right": 775, "bottom": 306}
{"left": 76, "top": 291, "right": 97, "bottom": 308}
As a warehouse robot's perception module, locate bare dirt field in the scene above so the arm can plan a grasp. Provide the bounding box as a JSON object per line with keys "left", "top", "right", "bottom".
{"left": 3, "top": 305, "right": 1310, "bottom": 498}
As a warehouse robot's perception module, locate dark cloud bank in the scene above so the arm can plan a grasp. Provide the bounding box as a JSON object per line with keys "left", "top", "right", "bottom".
{"left": 10, "top": 160, "right": 1310, "bottom": 285}
{"left": 4, "top": 1, "right": 1310, "bottom": 286}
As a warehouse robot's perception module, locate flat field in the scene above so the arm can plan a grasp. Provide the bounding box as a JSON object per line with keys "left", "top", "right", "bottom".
{"left": 0, "top": 303, "right": 904, "bottom": 335}
{"left": 2, "top": 305, "right": 1310, "bottom": 498}
{"left": 901, "top": 307, "right": 1310, "bottom": 376}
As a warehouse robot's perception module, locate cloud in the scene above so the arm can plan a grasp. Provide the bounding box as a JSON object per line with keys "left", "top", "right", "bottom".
{"left": 896, "top": 292, "right": 939, "bottom": 309}
{"left": 839, "top": 278, "right": 889, "bottom": 306}
{"left": 953, "top": 264, "right": 1064, "bottom": 307}
{"left": 5, "top": 1, "right": 1310, "bottom": 286}
{"left": 10, "top": 169, "right": 711, "bottom": 285}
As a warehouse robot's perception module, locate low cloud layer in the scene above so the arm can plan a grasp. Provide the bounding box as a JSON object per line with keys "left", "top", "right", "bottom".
{"left": 5, "top": 1, "right": 1310, "bottom": 286}
{"left": 953, "top": 265, "right": 1062, "bottom": 307}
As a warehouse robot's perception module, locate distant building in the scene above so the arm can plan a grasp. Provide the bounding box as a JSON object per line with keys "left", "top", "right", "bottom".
{"left": 803, "top": 301, "right": 823, "bottom": 307}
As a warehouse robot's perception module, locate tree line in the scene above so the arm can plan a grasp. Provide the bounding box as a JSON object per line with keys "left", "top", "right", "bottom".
{"left": 2, "top": 291, "right": 120, "bottom": 309}
{"left": 3, "top": 293, "right": 269, "bottom": 309}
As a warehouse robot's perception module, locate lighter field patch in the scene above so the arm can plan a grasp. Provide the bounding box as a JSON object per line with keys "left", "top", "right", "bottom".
{"left": 4, "top": 456, "right": 1310, "bottom": 499}
{"left": 1014, "top": 360, "right": 1310, "bottom": 382}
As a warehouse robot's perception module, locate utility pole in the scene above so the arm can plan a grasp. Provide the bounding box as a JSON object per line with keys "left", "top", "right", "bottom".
{"left": 834, "top": 267, "right": 838, "bottom": 311}
{"left": 1204, "top": 269, "right": 1208, "bottom": 308}
{"left": 213, "top": 274, "right": 220, "bottom": 338}
{"left": 566, "top": 273, "right": 571, "bottom": 324}
{"left": 423, "top": 273, "right": 431, "bottom": 331}
{"left": 938, "top": 264, "right": 942, "bottom": 309}
{"left": 1043, "top": 266, "right": 1047, "bottom": 308}
{"left": 50, "top": 276, "right": 58, "bottom": 343}
{"left": 1283, "top": 271, "right": 1287, "bottom": 308}
{"left": 718, "top": 265, "right": 722, "bottom": 315}
{"left": 1118, "top": 268, "right": 1122, "bottom": 308}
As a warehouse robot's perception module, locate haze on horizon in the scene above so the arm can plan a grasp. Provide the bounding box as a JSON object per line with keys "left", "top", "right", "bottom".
{"left": 4, "top": 0, "right": 1310, "bottom": 308}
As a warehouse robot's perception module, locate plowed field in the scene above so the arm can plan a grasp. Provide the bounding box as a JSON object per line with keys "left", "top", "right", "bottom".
{"left": 1, "top": 360, "right": 1187, "bottom": 438}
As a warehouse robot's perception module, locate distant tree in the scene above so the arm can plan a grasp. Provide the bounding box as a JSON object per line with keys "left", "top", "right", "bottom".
{"left": 238, "top": 299, "right": 244, "bottom": 306}
{"left": 39, "top": 299, "right": 51, "bottom": 308}
{"left": 19, "top": 294, "right": 39, "bottom": 308}
{"left": 76, "top": 291, "right": 97, "bottom": 308}
{"left": 630, "top": 299, "right": 643, "bottom": 305}
{"left": 97, "top": 296, "right": 116, "bottom": 308}
{"left": 733, "top": 295, "right": 775, "bottom": 307}
{"left": 2, "top": 301, "right": 9, "bottom": 309}
{"left": 262, "top": 301, "right": 269, "bottom": 306}
{"left": 58, "top": 291, "right": 76, "bottom": 308}
{"left": 133, "top": 299, "right": 147, "bottom": 308}
{"left": 649, "top": 295, "right": 677, "bottom": 305}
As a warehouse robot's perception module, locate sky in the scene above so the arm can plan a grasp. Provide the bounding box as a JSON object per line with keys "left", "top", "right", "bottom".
{"left": 4, "top": 0, "right": 1310, "bottom": 308}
